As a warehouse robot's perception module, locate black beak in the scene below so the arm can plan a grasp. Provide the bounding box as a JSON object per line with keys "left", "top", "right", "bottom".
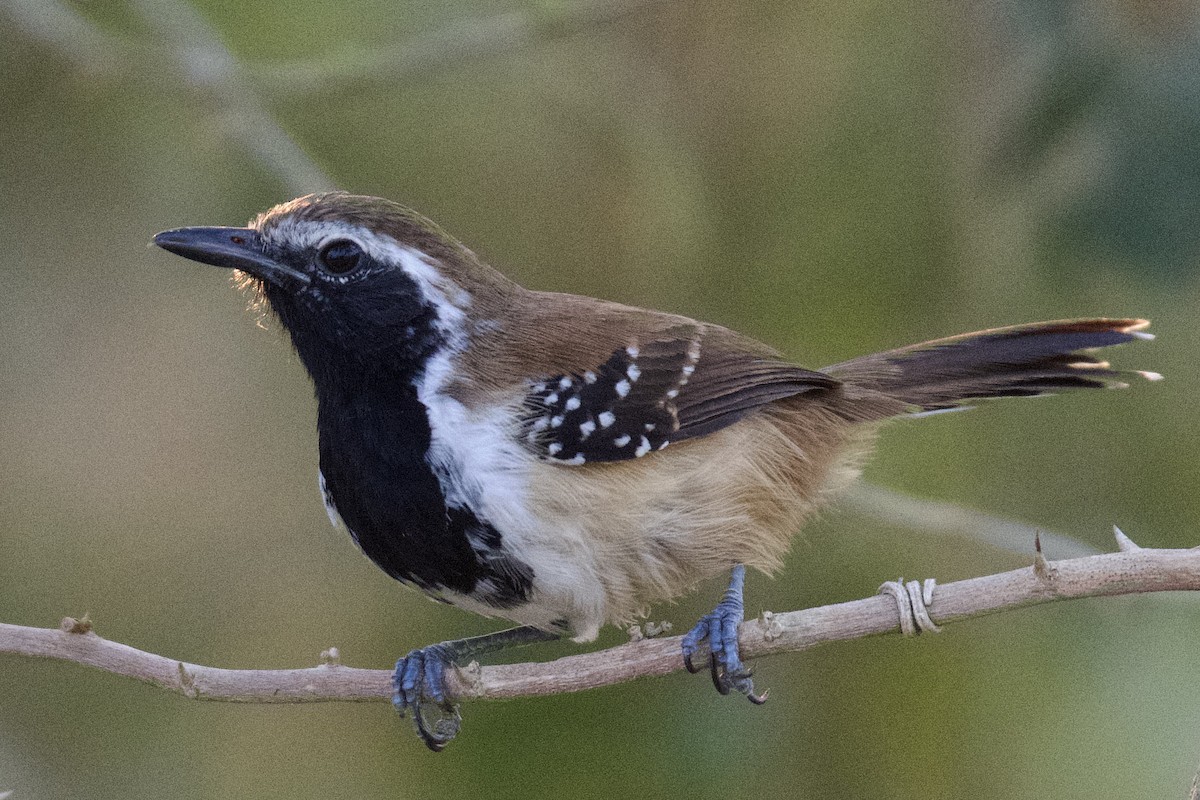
{"left": 153, "top": 226, "right": 310, "bottom": 287}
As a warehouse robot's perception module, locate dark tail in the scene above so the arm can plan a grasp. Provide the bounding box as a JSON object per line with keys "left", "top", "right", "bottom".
{"left": 823, "top": 318, "right": 1159, "bottom": 415}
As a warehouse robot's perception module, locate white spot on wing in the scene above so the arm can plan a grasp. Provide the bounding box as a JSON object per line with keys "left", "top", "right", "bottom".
{"left": 635, "top": 436, "right": 651, "bottom": 457}
{"left": 547, "top": 442, "right": 563, "bottom": 455}
{"left": 579, "top": 419, "right": 596, "bottom": 439}
{"left": 626, "top": 364, "right": 641, "bottom": 382}
{"left": 565, "top": 396, "right": 581, "bottom": 411}
{"left": 614, "top": 434, "right": 631, "bottom": 447}
{"left": 615, "top": 379, "right": 631, "bottom": 398}
{"left": 598, "top": 411, "right": 616, "bottom": 428}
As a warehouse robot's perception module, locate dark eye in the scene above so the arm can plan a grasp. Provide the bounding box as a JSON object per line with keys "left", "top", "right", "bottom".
{"left": 318, "top": 239, "right": 364, "bottom": 275}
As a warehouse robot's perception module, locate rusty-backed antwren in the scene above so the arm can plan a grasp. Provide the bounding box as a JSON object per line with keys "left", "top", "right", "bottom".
{"left": 154, "top": 192, "right": 1158, "bottom": 750}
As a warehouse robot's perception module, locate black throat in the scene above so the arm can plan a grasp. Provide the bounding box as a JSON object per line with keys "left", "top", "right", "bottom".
{"left": 259, "top": 270, "right": 534, "bottom": 608}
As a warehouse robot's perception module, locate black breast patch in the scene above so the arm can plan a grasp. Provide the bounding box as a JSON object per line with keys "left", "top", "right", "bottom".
{"left": 319, "top": 380, "right": 534, "bottom": 609}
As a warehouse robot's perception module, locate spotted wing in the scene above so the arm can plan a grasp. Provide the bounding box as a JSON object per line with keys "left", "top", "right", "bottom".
{"left": 522, "top": 331, "right": 838, "bottom": 464}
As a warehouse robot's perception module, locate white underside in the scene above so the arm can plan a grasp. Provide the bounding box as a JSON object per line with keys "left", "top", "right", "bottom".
{"left": 417, "top": 350, "right": 609, "bottom": 641}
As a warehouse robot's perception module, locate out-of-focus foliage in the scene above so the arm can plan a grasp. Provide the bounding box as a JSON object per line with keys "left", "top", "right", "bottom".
{"left": 1, "top": 1, "right": 1198, "bottom": 798}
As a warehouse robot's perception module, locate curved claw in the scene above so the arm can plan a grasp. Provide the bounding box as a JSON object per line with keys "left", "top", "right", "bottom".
{"left": 710, "top": 651, "right": 731, "bottom": 694}
{"left": 680, "top": 565, "right": 768, "bottom": 705}
{"left": 682, "top": 616, "right": 708, "bottom": 674}
{"left": 413, "top": 702, "right": 462, "bottom": 752}
{"left": 392, "top": 645, "right": 462, "bottom": 752}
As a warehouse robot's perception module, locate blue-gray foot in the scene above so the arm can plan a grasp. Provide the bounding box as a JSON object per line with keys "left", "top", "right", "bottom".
{"left": 393, "top": 643, "right": 461, "bottom": 751}
{"left": 680, "top": 564, "right": 767, "bottom": 704}
{"left": 392, "top": 625, "right": 562, "bottom": 751}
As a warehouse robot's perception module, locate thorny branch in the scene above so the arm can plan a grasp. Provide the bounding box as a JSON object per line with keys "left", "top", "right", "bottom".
{"left": 2, "top": 529, "right": 1196, "bottom": 705}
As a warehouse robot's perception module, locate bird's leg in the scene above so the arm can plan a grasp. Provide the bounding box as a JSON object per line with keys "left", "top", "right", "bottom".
{"left": 393, "top": 625, "right": 561, "bottom": 751}
{"left": 680, "top": 564, "right": 767, "bottom": 704}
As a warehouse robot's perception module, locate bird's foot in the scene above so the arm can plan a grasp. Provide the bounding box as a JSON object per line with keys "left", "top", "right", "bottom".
{"left": 680, "top": 564, "right": 767, "bottom": 704}
{"left": 392, "top": 644, "right": 462, "bottom": 752}
{"left": 391, "top": 625, "right": 562, "bottom": 751}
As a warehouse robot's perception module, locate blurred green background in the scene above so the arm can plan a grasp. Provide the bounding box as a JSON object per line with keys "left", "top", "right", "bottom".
{"left": 3, "top": 0, "right": 1200, "bottom": 797}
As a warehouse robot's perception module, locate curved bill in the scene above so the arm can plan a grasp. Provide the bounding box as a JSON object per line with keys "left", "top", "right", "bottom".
{"left": 153, "top": 226, "right": 310, "bottom": 287}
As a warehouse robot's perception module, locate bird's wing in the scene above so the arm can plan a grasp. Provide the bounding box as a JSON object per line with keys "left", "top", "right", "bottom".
{"left": 520, "top": 324, "right": 838, "bottom": 464}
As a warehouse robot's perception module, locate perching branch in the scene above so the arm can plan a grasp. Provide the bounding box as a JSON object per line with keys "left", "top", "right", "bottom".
{"left": 2, "top": 529, "right": 1197, "bottom": 704}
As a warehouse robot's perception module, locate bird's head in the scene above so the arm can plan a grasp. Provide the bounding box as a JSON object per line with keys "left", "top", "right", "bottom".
{"left": 155, "top": 192, "right": 518, "bottom": 385}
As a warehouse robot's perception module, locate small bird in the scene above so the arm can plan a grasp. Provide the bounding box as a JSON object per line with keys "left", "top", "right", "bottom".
{"left": 155, "top": 192, "right": 1157, "bottom": 750}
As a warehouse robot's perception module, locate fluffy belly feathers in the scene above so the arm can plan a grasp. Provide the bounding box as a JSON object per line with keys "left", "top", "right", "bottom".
{"left": 472, "top": 399, "right": 874, "bottom": 641}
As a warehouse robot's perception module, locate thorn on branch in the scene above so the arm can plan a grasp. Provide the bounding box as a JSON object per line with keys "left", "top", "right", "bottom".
{"left": 1113, "top": 526, "right": 1142, "bottom": 552}
{"left": 60, "top": 614, "right": 93, "bottom": 634}
{"left": 320, "top": 647, "right": 342, "bottom": 666}
{"left": 1033, "top": 534, "right": 1058, "bottom": 583}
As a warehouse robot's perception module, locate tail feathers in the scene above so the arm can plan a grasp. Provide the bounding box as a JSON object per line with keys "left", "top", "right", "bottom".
{"left": 824, "top": 318, "right": 1158, "bottom": 414}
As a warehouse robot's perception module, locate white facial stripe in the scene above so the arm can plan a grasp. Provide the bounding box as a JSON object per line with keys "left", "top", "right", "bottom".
{"left": 261, "top": 218, "right": 470, "bottom": 341}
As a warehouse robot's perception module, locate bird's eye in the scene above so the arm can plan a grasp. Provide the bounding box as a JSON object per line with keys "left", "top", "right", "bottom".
{"left": 318, "top": 239, "right": 364, "bottom": 275}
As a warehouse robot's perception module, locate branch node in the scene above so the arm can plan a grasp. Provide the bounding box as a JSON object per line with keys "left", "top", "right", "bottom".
{"left": 60, "top": 614, "right": 93, "bottom": 634}
{"left": 319, "top": 647, "right": 342, "bottom": 666}
{"left": 643, "top": 620, "right": 672, "bottom": 638}
{"left": 455, "top": 661, "right": 484, "bottom": 696}
{"left": 1113, "top": 526, "right": 1142, "bottom": 552}
{"left": 177, "top": 661, "right": 199, "bottom": 699}
{"left": 759, "top": 610, "right": 784, "bottom": 641}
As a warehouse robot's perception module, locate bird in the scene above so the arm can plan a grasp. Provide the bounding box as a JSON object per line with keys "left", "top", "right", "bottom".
{"left": 154, "top": 192, "right": 1157, "bottom": 750}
